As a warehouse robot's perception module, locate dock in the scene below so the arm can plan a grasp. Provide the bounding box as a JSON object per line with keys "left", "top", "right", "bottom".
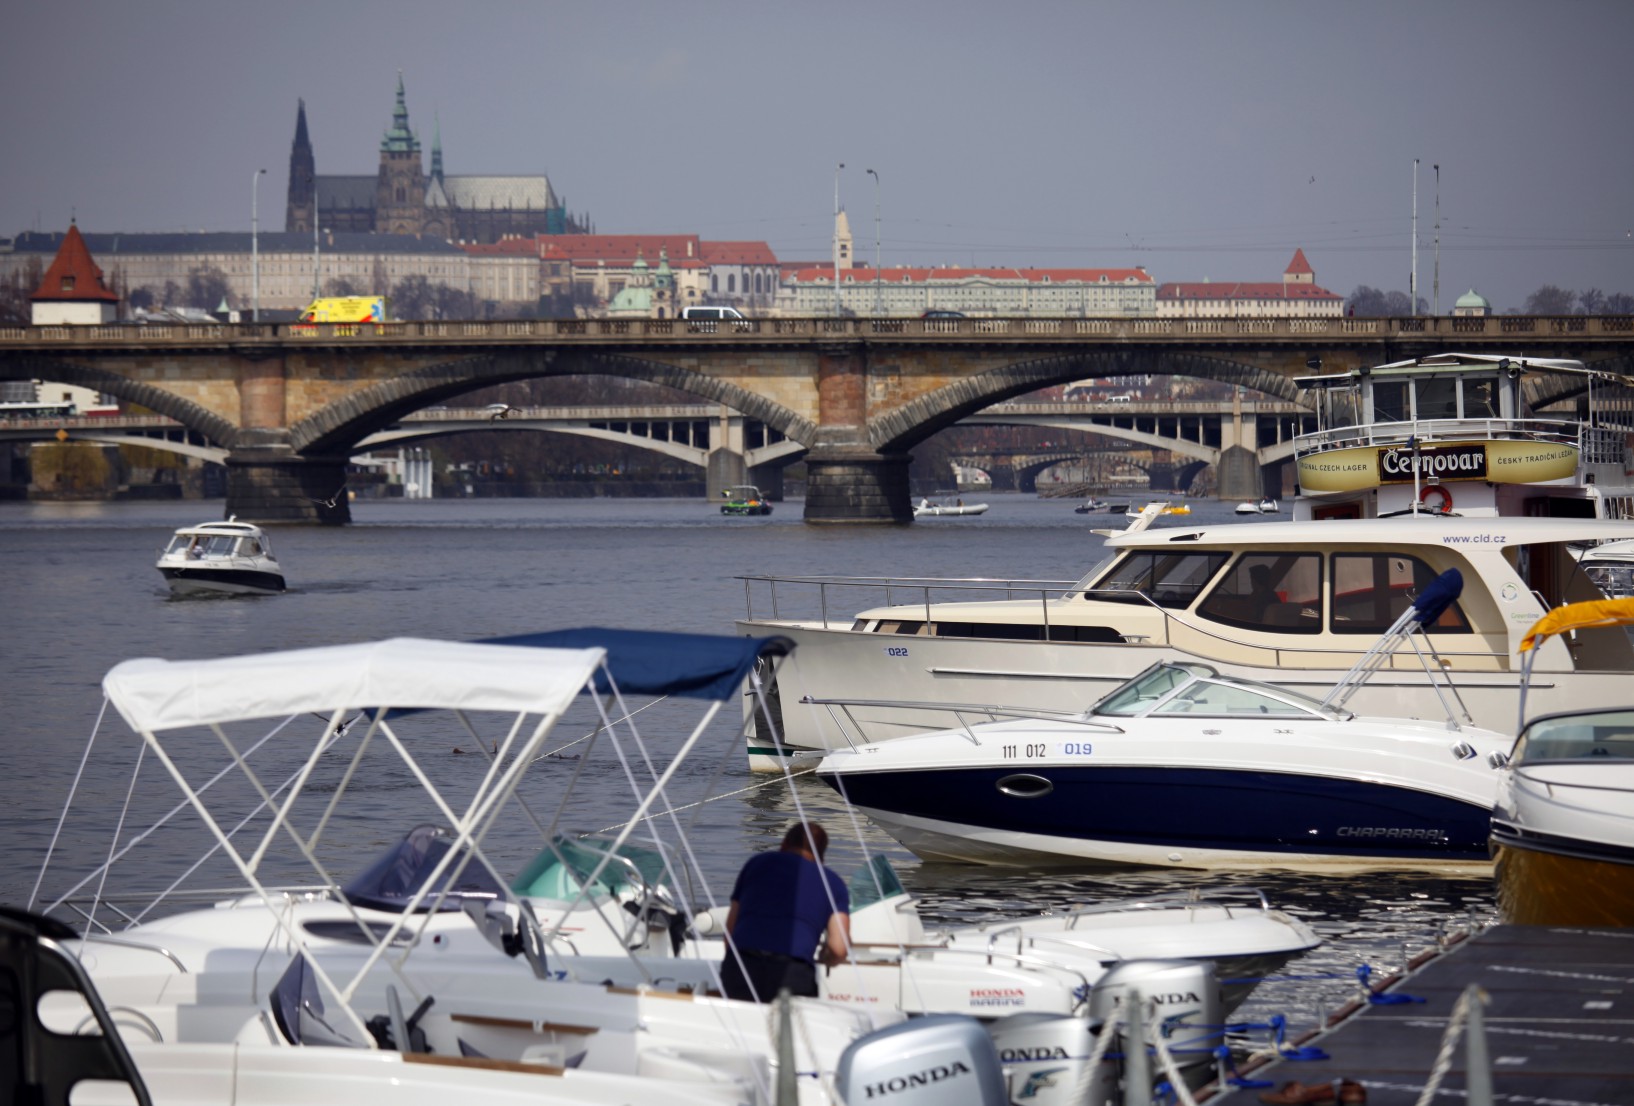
{"left": 1201, "top": 924, "right": 1634, "bottom": 1106}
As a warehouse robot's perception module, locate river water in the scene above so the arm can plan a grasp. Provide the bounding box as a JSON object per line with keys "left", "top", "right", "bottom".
{"left": 0, "top": 492, "right": 1495, "bottom": 1039}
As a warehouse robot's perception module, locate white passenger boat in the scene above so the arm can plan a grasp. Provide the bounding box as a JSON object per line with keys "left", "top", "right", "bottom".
{"left": 1291, "top": 353, "right": 1634, "bottom": 521}
{"left": 32, "top": 629, "right": 1282, "bottom": 1106}
{"left": 155, "top": 517, "right": 284, "bottom": 595}
{"left": 915, "top": 498, "right": 989, "bottom": 517}
{"left": 738, "top": 516, "right": 1634, "bottom": 767}
{"left": 1491, "top": 599, "right": 1634, "bottom": 926}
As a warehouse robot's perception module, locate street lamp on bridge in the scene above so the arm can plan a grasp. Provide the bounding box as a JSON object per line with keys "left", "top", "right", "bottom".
{"left": 251, "top": 168, "right": 267, "bottom": 323}
{"left": 833, "top": 162, "right": 845, "bottom": 319}
{"left": 866, "top": 168, "right": 881, "bottom": 316}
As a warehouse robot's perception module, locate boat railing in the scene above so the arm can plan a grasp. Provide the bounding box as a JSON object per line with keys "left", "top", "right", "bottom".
{"left": 736, "top": 573, "right": 1082, "bottom": 631}
{"left": 54, "top": 884, "right": 336, "bottom": 935}
{"left": 1054, "top": 886, "right": 1275, "bottom": 926}
{"left": 743, "top": 574, "right": 1515, "bottom": 673}
{"left": 1295, "top": 416, "right": 1622, "bottom": 460}
{"left": 799, "top": 694, "right": 1122, "bottom": 751}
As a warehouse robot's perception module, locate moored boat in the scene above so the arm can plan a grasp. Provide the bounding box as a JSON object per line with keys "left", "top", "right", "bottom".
{"left": 155, "top": 517, "right": 284, "bottom": 595}
{"left": 915, "top": 498, "right": 989, "bottom": 517}
{"left": 719, "top": 484, "right": 772, "bottom": 515}
{"left": 737, "top": 515, "right": 1634, "bottom": 768}
{"left": 816, "top": 575, "right": 1512, "bottom": 871}
{"left": 1491, "top": 599, "right": 1634, "bottom": 926}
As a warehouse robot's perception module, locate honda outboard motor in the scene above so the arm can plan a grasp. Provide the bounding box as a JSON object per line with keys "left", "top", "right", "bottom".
{"left": 1087, "top": 959, "right": 1221, "bottom": 1084}
{"left": 987, "top": 1011, "right": 1117, "bottom": 1106}
{"left": 835, "top": 1013, "right": 1007, "bottom": 1106}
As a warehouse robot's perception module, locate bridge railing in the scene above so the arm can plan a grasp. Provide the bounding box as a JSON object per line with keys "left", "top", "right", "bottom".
{"left": 4, "top": 314, "right": 1633, "bottom": 346}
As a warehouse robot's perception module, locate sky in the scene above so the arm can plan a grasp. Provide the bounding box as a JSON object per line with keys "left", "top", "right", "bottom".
{"left": 4, "top": 0, "right": 1631, "bottom": 314}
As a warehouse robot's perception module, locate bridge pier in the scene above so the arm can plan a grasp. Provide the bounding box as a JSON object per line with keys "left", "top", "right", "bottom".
{"left": 225, "top": 434, "right": 350, "bottom": 525}
{"left": 803, "top": 450, "right": 913, "bottom": 524}
{"left": 1214, "top": 445, "right": 1262, "bottom": 502}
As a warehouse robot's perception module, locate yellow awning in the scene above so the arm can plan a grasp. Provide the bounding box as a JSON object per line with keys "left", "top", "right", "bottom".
{"left": 1520, "top": 598, "right": 1634, "bottom": 653}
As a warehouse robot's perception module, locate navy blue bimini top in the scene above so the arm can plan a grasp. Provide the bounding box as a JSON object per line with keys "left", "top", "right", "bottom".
{"left": 729, "top": 851, "right": 850, "bottom": 962}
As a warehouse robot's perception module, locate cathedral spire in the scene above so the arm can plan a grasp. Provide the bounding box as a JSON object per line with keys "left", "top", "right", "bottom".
{"left": 380, "top": 71, "right": 419, "bottom": 154}
{"left": 286, "top": 98, "right": 316, "bottom": 233}
{"left": 431, "top": 110, "right": 444, "bottom": 184}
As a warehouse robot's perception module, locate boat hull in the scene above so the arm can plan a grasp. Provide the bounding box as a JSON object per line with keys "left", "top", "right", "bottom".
{"left": 1492, "top": 837, "right": 1634, "bottom": 926}
{"left": 159, "top": 566, "right": 286, "bottom": 595}
{"left": 824, "top": 764, "right": 1495, "bottom": 871}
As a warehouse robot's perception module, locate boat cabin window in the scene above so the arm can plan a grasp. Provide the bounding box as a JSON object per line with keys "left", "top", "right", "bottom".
{"left": 1416, "top": 376, "right": 1458, "bottom": 420}
{"left": 871, "top": 619, "right": 926, "bottom": 635}
{"left": 1372, "top": 380, "right": 1409, "bottom": 423}
{"left": 931, "top": 622, "right": 1125, "bottom": 642}
{"left": 1462, "top": 376, "right": 1499, "bottom": 419}
{"left": 1197, "top": 553, "right": 1322, "bottom": 633}
{"left": 1331, "top": 553, "right": 1471, "bottom": 633}
{"left": 1512, "top": 709, "right": 1634, "bottom": 763}
{"left": 1089, "top": 551, "right": 1229, "bottom": 609}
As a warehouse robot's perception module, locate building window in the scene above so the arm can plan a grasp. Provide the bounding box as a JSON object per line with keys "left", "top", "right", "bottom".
{"left": 728, "top": 274, "right": 736, "bottom": 294}
{"left": 61, "top": 276, "right": 76, "bottom": 291}
{"left": 711, "top": 274, "right": 718, "bottom": 293}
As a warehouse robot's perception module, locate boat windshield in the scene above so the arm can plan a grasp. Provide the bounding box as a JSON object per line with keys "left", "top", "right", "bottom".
{"left": 1512, "top": 709, "right": 1634, "bottom": 764}
{"left": 511, "top": 834, "right": 670, "bottom": 901}
{"left": 847, "top": 853, "right": 907, "bottom": 911}
{"left": 339, "top": 824, "right": 507, "bottom": 912}
{"left": 1092, "top": 662, "right": 1214, "bottom": 715}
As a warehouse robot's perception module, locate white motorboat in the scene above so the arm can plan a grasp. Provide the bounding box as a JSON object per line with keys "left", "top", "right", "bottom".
{"left": 1291, "top": 353, "right": 1634, "bottom": 521}
{"left": 737, "top": 515, "right": 1634, "bottom": 767}
{"left": 817, "top": 578, "right": 1513, "bottom": 871}
{"left": 1258, "top": 498, "right": 1279, "bottom": 514}
{"left": 915, "top": 499, "right": 989, "bottom": 517}
{"left": 1573, "top": 538, "right": 1634, "bottom": 599}
{"left": 32, "top": 629, "right": 1268, "bottom": 1106}
{"left": 1234, "top": 502, "right": 1261, "bottom": 515}
{"left": 1490, "top": 599, "right": 1634, "bottom": 926}
{"left": 155, "top": 516, "right": 284, "bottom": 595}
{"left": 1071, "top": 499, "right": 1107, "bottom": 514}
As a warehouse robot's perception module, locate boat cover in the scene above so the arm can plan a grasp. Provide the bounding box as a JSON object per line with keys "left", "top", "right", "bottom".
{"left": 101, "top": 638, "right": 606, "bottom": 732}
{"left": 1520, "top": 597, "right": 1634, "bottom": 653}
{"left": 482, "top": 627, "right": 793, "bottom": 702}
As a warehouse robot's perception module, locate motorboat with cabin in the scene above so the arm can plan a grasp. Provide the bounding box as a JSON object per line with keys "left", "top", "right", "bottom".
{"left": 1490, "top": 599, "right": 1634, "bottom": 926}
{"left": 815, "top": 573, "right": 1515, "bottom": 870}
{"left": 32, "top": 628, "right": 1305, "bottom": 1106}
{"left": 736, "top": 515, "right": 1634, "bottom": 768}
{"left": 1290, "top": 353, "right": 1634, "bottom": 521}
{"left": 155, "top": 517, "right": 284, "bottom": 595}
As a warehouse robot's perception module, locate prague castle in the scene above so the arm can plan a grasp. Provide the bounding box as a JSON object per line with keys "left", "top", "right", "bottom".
{"left": 285, "top": 76, "right": 586, "bottom": 244}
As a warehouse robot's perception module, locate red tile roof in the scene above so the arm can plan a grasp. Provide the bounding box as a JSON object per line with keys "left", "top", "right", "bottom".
{"left": 1157, "top": 281, "right": 1341, "bottom": 301}
{"left": 536, "top": 234, "right": 704, "bottom": 263}
{"left": 31, "top": 224, "right": 119, "bottom": 302}
{"left": 1284, "top": 248, "right": 1314, "bottom": 276}
{"left": 700, "top": 240, "right": 778, "bottom": 265}
{"left": 786, "top": 267, "right": 1156, "bottom": 285}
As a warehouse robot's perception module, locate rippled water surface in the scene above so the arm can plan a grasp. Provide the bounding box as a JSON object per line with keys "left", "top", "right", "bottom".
{"left": 0, "top": 493, "right": 1496, "bottom": 1035}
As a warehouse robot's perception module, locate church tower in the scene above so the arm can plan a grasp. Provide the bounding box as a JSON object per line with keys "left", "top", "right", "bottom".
{"left": 374, "top": 74, "right": 426, "bottom": 235}
{"left": 285, "top": 99, "right": 316, "bottom": 233}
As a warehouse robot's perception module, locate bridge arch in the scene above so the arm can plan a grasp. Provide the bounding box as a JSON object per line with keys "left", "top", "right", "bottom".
{"left": 869, "top": 350, "right": 1299, "bottom": 452}
{"left": 3, "top": 353, "right": 237, "bottom": 445}
{"left": 291, "top": 349, "right": 816, "bottom": 455}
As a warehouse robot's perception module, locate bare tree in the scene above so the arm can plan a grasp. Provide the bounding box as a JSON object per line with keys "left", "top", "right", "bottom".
{"left": 1346, "top": 286, "right": 1420, "bottom": 316}
{"left": 1523, "top": 285, "right": 1576, "bottom": 315}
{"left": 324, "top": 276, "right": 363, "bottom": 297}
{"left": 1578, "top": 288, "right": 1606, "bottom": 315}
{"left": 1606, "top": 293, "right": 1634, "bottom": 314}
{"left": 184, "top": 266, "right": 233, "bottom": 311}
{"left": 0, "top": 258, "right": 44, "bottom": 323}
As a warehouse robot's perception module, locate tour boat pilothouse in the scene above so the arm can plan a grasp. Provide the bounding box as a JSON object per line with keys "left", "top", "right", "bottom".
{"left": 155, "top": 517, "right": 284, "bottom": 595}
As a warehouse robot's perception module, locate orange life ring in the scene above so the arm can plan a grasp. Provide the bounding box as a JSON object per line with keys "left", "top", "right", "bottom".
{"left": 1420, "top": 485, "right": 1454, "bottom": 513}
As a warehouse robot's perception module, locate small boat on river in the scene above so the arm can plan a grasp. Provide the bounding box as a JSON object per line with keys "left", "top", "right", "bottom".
{"left": 1072, "top": 499, "right": 1108, "bottom": 514}
{"left": 718, "top": 484, "right": 772, "bottom": 515}
{"left": 915, "top": 498, "right": 989, "bottom": 517}
{"left": 155, "top": 517, "right": 284, "bottom": 595}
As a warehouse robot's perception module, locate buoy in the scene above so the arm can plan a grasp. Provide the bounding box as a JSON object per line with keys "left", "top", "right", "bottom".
{"left": 1420, "top": 485, "right": 1454, "bottom": 513}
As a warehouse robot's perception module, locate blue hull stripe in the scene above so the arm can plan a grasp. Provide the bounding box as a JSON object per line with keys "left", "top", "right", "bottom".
{"left": 823, "top": 765, "right": 1491, "bottom": 860}
{"left": 161, "top": 567, "right": 286, "bottom": 593}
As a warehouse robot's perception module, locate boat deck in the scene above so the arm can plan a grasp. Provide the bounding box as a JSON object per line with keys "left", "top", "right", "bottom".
{"left": 1202, "top": 924, "right": 1634, "bottom": 1105}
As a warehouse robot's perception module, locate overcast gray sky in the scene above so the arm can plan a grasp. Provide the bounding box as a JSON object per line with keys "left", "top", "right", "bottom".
{"left": 5, "top": 0, "right": 1630, "bottom": 312}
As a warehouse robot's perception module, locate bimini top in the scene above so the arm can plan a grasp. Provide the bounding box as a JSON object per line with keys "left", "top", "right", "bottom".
{"left": 102, "top": 638, "right": 606, "bottom": 732}
{"left": 1520, "top": 598, "right": 1634, "bottom": 654}
{"left": 482, "top": 627, "right": 793, "bottom": 701}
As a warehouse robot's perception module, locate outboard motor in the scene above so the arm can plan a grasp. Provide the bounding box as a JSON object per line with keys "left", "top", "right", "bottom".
{"left": 987, "top": 1011, "right": 1118, "bottom": 1106}
{"left": 1087, "top": 959, "right": 1222, "bottom": 1089}
{"left": 835, "top": 1013, "right": 1008, "bottom": 1106}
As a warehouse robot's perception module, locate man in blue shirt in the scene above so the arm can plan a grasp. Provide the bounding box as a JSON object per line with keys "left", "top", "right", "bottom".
{"left": 720, "top": 822, "right": 851, "bottom": 1002}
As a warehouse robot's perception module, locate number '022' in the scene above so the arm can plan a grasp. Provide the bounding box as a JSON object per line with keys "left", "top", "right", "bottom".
{"left": 884, "top": 646, "right": 910, "bottom": 657}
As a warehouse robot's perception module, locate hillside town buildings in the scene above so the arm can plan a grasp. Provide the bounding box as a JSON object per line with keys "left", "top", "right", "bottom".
{"left": 1155, "top": 249, "right": 1342, "bottom": 318}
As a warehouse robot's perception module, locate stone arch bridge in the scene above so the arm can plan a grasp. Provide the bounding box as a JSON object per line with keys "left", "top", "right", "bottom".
{"left": 2, "top": 313, "right": 1629, "bottom": 523}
